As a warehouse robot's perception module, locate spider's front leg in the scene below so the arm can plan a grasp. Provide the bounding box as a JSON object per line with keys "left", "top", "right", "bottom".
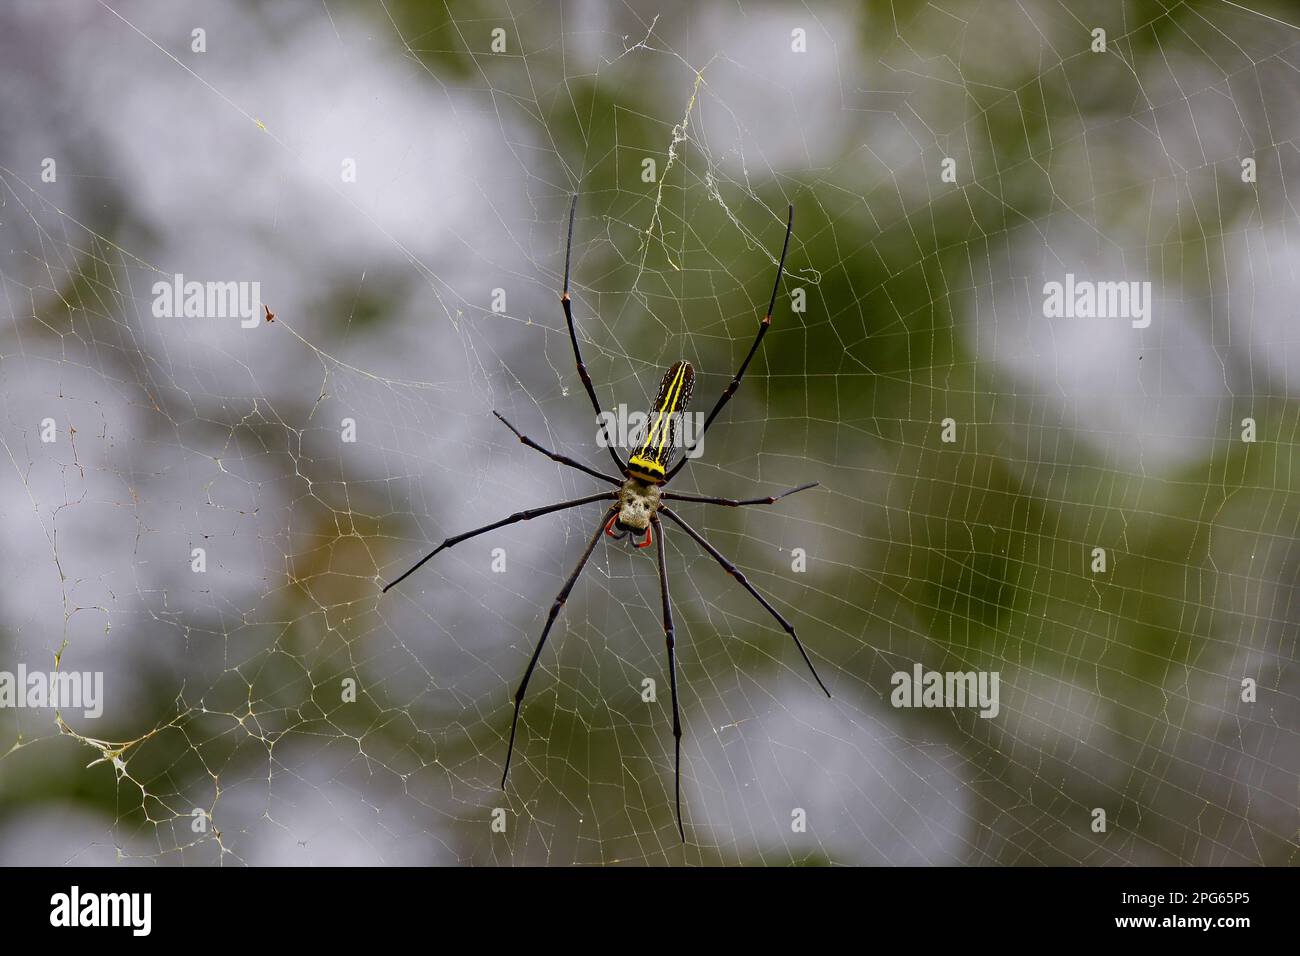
{"left": 501, "top": 504, "right": 617, "bottom": 789}
{"left": 659, "top": 504, "right": 830, "bottom": 698}
{"left": 649, "top": 512, "right": 686, "bottom": 843}
{"left": 381, "top": 491, "right": 615, "bottom": 593}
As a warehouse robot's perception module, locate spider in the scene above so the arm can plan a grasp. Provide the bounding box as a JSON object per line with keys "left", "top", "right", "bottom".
{"left": 382, "top": 196, "right": 830, "bottom": 842}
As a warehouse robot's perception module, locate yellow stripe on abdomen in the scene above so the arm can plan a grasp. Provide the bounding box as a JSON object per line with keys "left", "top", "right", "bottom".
{"left": 627, "top": 361, "right": 693, "bottom": 483}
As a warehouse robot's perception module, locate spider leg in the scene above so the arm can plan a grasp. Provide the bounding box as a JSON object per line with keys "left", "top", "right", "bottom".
{"left": 665, "top": 205, "right": 794, "bottom": 482}
{"left": 659, "top": 505, "right": 830, "bottom": 698}
{"left": 663, "top": 481, "right": 818, "bottom": 507}
{"left": 502, "top": 504, "right": 616, "bottom": 789}
{"left": 492, "top": 411, "right": 622, "bottom": 486}
{"left": 381, "top": 491, "right": 616, "bottom": 593}
{"left": 650, "top": 513, "right": 686, "bottom": 843}
{"left": 560, "top": 194, "right": 626, "bottom": 476}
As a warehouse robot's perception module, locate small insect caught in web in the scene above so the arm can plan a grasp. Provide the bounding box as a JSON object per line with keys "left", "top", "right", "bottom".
{"left": 382, "top": 195, "right": 828, "bottom": 843}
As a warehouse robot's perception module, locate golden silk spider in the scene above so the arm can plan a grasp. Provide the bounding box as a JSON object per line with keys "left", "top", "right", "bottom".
{"left": 383, "top": 196, "right": 829, "bottom": 842}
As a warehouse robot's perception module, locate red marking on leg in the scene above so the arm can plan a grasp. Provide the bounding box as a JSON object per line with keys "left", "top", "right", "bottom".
{"left": 604, "top": 514, "right": 622, "bottom": 539}
{"left": 634, "top": 525, "right": 654, "bottom": 550}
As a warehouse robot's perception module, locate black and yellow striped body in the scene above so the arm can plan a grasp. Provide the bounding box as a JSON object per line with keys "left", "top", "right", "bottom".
{"left": 627, "top": 360, "right": 695, "bottom": 484}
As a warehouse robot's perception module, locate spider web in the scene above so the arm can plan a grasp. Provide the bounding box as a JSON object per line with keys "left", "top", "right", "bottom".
{"left": 0, "top": 0, "right": 1297, "bottom": 866}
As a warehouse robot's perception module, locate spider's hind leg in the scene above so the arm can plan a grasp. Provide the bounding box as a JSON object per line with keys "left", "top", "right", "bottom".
{"left": 559, "top": 194, "right": 626, "bottom": 476}
{"left": 664, "top": 204, "right": 794, "bottom": 483}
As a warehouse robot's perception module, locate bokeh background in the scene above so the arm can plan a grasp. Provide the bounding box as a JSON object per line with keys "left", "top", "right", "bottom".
{"left": 0, "top": 0, "right": 1296, "bottom": 865}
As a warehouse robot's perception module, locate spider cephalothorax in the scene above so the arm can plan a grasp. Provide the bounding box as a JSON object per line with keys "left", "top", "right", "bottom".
{"left": 383, "top": 196, "right": 828, "bottom": 843}
{"left": 606, "top": 477, "right": 662, "bottom": 547}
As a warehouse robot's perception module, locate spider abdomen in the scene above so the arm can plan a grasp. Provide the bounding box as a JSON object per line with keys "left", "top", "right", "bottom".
{"left": 626, "top": 360, "right": 695, "bottom": 483}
